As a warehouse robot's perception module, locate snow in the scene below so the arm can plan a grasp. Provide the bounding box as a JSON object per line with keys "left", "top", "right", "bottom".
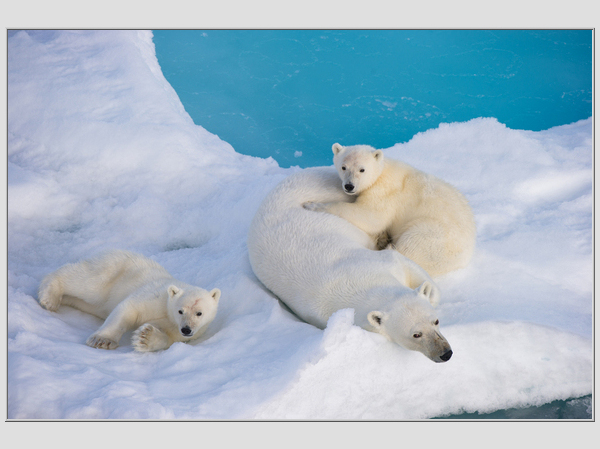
{"left": 6, "top": 30, "right": 593, "bottom": 421}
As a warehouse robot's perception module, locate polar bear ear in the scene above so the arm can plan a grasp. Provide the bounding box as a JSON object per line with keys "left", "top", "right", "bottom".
{"left": 210, "top": 288, "right": 221, "bottom": 303}
{"left": 416, "top": 281, "right": 433, "bottom": 299}
{"left": 368, "top": 311, "right": 384, "bottom": 328}
{"left": 373, "top": 150, "right": 384, "bottom": 161}
{"left": 332, "top": 143, "right": 344, "bottom": 155}
{"left": 416, "top": 281, "right": 440, "bottom": 307}
{"left": 167, "top": 285, "right": 181, "bottom": 299}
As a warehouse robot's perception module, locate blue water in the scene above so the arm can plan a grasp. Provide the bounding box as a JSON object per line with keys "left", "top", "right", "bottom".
{"left": 435, "top": 394, "right": 592, "bottom": 420}
{"left": 153, "top": 29, "right": 592, "bottom": 168}
{"left": 152, "top": 30, "right": 593, "bottom": 419}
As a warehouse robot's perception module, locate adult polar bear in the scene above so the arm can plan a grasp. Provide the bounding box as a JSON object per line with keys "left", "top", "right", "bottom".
{"left": 248, "top": 168, "right": 453, "bottom": 363}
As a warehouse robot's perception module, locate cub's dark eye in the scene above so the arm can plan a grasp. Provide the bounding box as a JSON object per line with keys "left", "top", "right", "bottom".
{"left": 359, "top": 168, "right": 365, "bottom": 172}
{"left": 413, "top": 332, "right": 422, "bottom": 338}
{"left": 196, "top": 312, "right": 202, "bottom": 316}
{"left": 178, "top": 310, "right": 183, "bottom": 315}
{"left": 341, "top": 166, "right": 346, "bottom": 170}
{"left": 434, "top": 319, "right": 439, "bottom": 325}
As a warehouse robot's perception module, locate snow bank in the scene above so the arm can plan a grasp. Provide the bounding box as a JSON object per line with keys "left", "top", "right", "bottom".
{"left": 7, "top": 30, "right": 593, "bottom": 420}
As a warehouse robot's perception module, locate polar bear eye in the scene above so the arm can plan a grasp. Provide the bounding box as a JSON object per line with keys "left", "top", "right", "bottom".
{"left": 359, "top": 168, "right": 365, "bottom": 173}
{"left": 178, "top": 310, "right": 183, "bottom": 315}
{"left": 434, "top": 319, "right": 439, "bottom": 325}
{"left": 196, "top": 312, "right": 202, "bottom": 316}
{"left": 413, "top": 332, "right": 422, "bottom": 338}
{"left": 341, "top": 166, "right": 346, "bottom": 171}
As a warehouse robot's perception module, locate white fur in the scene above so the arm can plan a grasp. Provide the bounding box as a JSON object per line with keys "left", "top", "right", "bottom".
{"left": 248, "top": 168, "right": 452, "bottom": 362}
{"left": 38, "top": 250, "right": 221, "bottom": 352}
{"left": 305, "top": 143, "right": 476, "bottom": 277}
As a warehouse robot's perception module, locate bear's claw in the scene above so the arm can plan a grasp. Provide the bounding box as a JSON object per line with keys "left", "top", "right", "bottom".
{"left": 303, "top": 201, "right": 326, "bottom": 212}
{"left": 86, "top": 334, "right": 118, "bottom": 350}
{"left": 131, "top": 323, "right": 157, "bottom": 352}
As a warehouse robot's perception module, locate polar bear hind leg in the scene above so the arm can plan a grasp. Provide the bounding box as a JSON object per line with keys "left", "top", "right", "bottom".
{"left": 38, "top": 263, "right": 105, "bottom": 313}
{"left": 38, "top": 257, "right": 121, "bottom": 313}
{"left": 392, "top": 218, "right": 458, "bottom": 278}
{"left": 38, "top": 271, "right": 65, "bottom": 312}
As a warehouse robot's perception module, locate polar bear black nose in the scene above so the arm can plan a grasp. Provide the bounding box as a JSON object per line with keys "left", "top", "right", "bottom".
{"left": 440, "top": 349, "right": 453, "bottom": 362}
{"left": 344, "top": 183, "right": 354, "bottom": 193}
{"left": 181, "top": 326, "right": 192, "bottom": 336}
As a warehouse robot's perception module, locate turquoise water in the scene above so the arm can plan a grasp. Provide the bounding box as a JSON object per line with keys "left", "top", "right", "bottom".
{"left": 436, "top": 395, "right": 592, "bottom": 420}
{"left": 153, "top": 29, "right": 592, "bottom": 168}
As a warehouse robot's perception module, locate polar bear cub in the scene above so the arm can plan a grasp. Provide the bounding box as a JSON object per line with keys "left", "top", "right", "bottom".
{"left": 305, "top": 143, "right": 476, "bottom": 277}
{"left": 38, "top": 250, "right": 221, "bottom": 352}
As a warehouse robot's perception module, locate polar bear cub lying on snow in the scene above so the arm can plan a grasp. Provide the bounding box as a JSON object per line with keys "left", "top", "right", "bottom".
{"left": 38, "top": 250, "right": 221, "bottom": 352}
{"left": 248, "top": 168, "right": 453, "bottom": 363}
{"left": 305, "top": 143, "right": 476, "bottom": 278}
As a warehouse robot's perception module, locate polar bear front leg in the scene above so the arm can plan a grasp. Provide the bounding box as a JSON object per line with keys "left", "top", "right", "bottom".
{"left": 86, "top": 300, "right": 139, "bottom": 350}
{"left": 304, "top": 201, "right": 389, "bottom": 236}
{"left": 86, "top": 334, "right": 119, "bottom": 350}
{"left": 131, "top": 323, "right": 172, "bottom": 352}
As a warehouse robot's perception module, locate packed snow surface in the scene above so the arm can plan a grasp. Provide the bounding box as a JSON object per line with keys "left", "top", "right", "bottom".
{"left": 7, "top": 30, "right": 593, "bottom": 419}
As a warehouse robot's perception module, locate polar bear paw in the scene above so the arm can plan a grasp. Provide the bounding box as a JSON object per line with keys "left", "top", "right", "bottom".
{"left": 375, "top": 233, "right": 393, "bottom": 250}
{"left": 86, "top": 334, "right": 119, "bottom": 350}
{"left": 39, "top": 293, "right": 61, "bottom": 312}
{"left": 302, "top": 201, "right": 327, "bottom": 212}
{"left": 131, "top": 323, "right": 170, "bottom": 352}
{"left": 38, "top": 281, "right": 62, "bottom": 312}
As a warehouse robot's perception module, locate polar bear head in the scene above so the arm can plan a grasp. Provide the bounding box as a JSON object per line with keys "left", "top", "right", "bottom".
{"left": 332, "top": 143, "right": 385, "bottom": 195}
{"left": 366, "top": 283, "right": 453, "bottom": 363}
{"left": 167, "top": 285, "right": 221, "bottom": 338}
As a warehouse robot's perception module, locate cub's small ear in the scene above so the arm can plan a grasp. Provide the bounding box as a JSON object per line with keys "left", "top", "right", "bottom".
{"left": 368, "top": 311, "right": 384, "bottom": 328}
{"left": 210, "top": 288, "right": 221, "bottom": 302}
{"left": 168, "top": 285, "right": 181, "bottom": 299}
{"left": 332, "top": 143, "right": 344, "bottom": 155}
{"left": 373, "top": 150, "right": 384, "bottom": 161}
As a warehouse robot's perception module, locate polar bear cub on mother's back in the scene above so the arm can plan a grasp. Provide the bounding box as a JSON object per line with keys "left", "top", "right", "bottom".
{"left": 38, "top": 250, "right": 221, "bottom": 352}
{"left": 305, "top": 143, "right": 476, "bottom": 277}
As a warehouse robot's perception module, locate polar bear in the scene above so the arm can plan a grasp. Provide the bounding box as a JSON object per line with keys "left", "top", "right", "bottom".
{"left": 304, "top": 143, "right": 476, "bottom": 278}
{"left": 248, "top": 168, "right": 453, "bottom": 363}
{"left": 38, "top": 250, "right": 221, "bottom": 352}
